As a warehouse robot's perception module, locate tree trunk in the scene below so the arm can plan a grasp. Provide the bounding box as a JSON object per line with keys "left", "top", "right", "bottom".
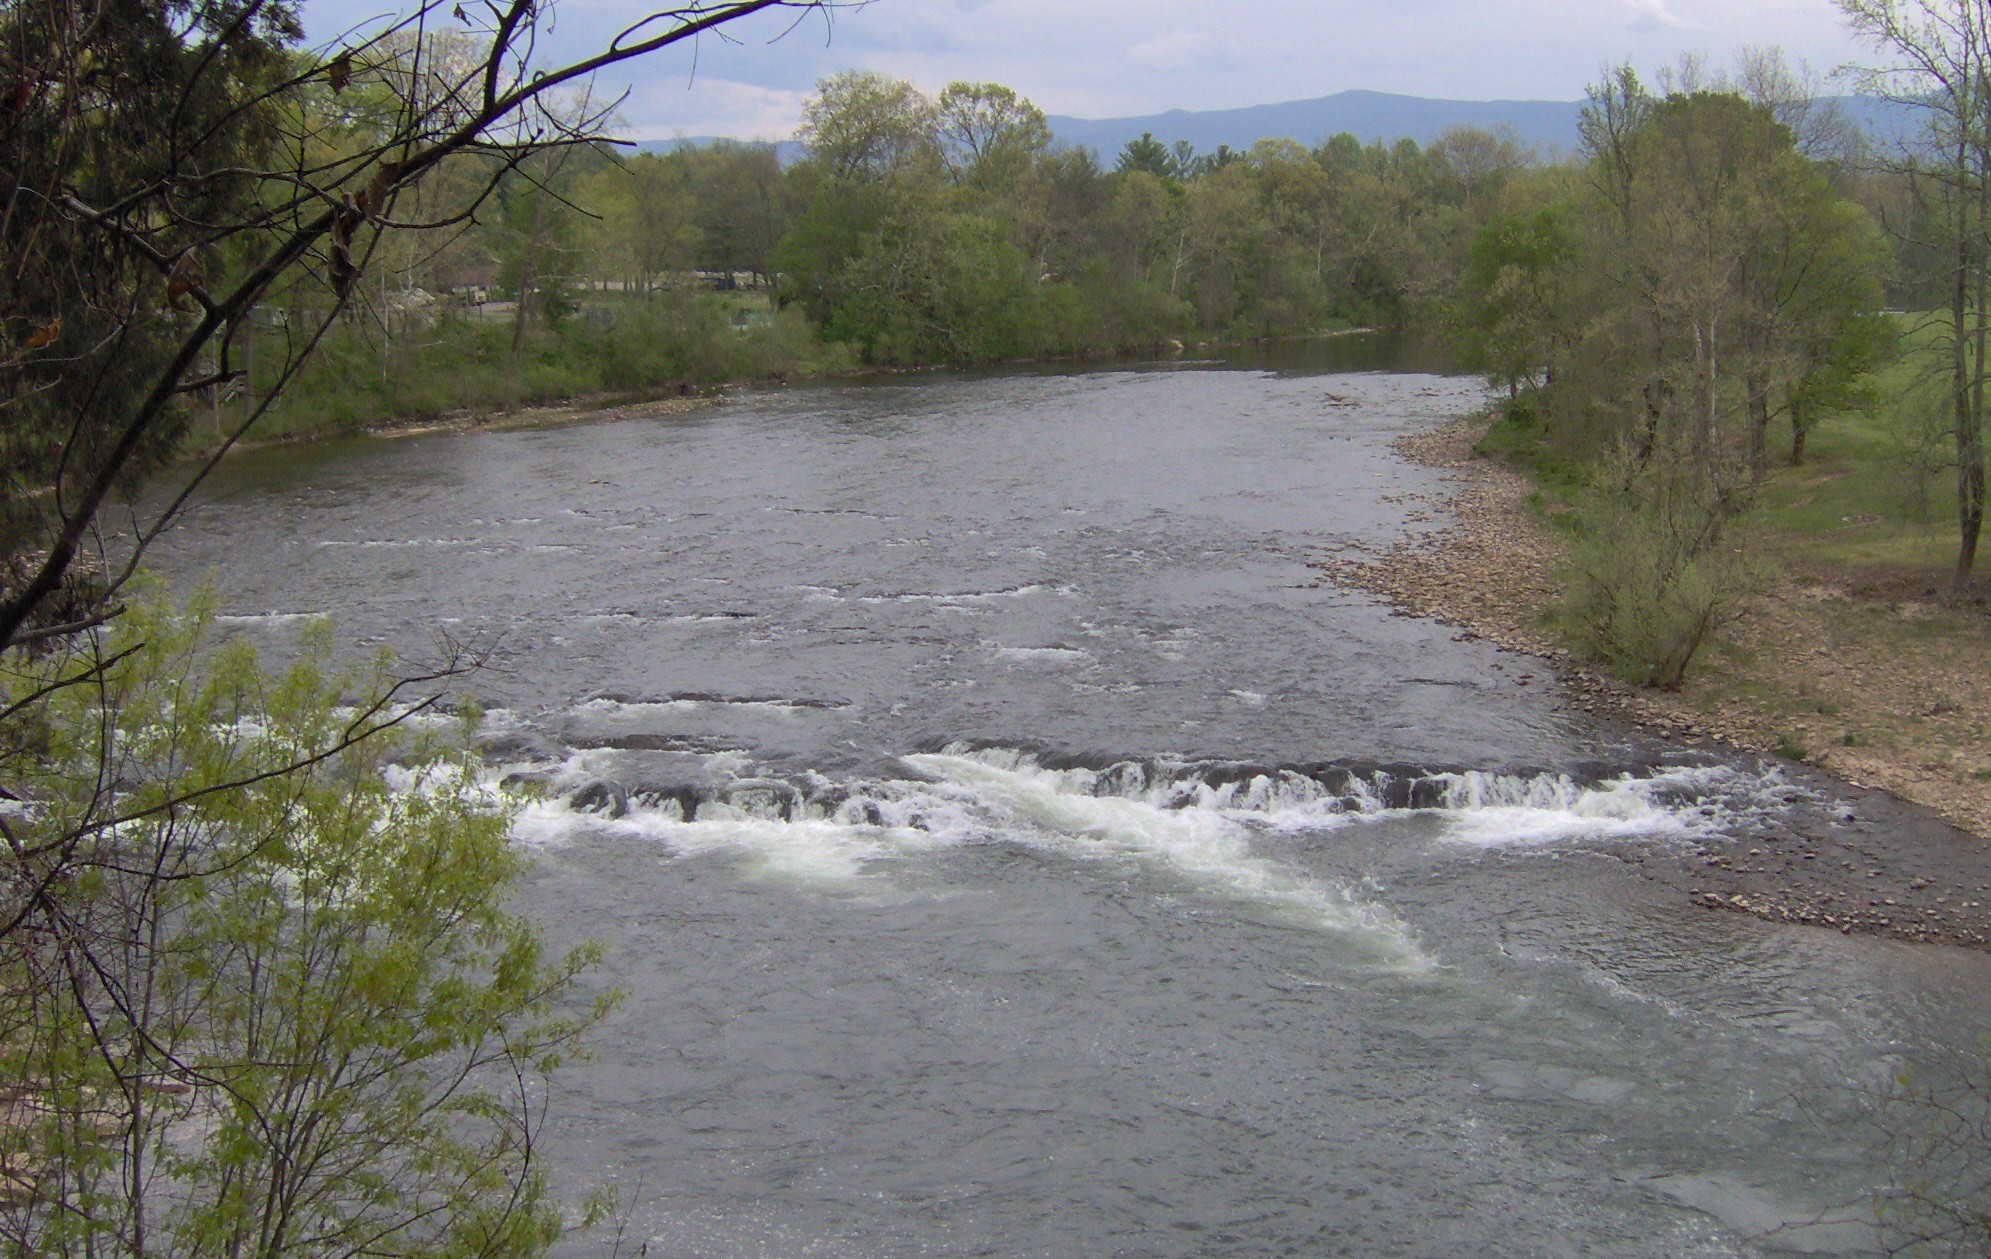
{"left": 510, "top": 188, "right": 547, "bottom": 366}
{"left": 1947, "top": 129, "right": 1985, "bottom": 600}
{"left": 242, "top": 318, "right": 255, "bottom": 425}
{"left": 510, "top": 258, "right": 534, "bottom": 365}
{"left": 1746, "top": 368, "right": 1770, "bottom": 483}
{"left": 1629, "top": 380, "right": 1664, "bottom": 486}
{"left": 1789, "top": 396, "right": 1808, "bottom": 466}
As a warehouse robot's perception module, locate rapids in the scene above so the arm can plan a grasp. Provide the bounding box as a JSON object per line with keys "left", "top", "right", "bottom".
{"left": 153, "top": 342, "right": 1991, "bottom": 1256}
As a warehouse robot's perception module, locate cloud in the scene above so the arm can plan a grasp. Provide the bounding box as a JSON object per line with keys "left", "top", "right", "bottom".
{"left": 1624, "top": 0, "right": 1698, "bottom": 30}
{"left": 1128, "top": 29, "right": 1243, "bottom": 74}
{"left": 299, "top": 0, "right": 1869, "bottom": 136}
{"left": 616, "top": 79, "right": 808, "bottom": 142}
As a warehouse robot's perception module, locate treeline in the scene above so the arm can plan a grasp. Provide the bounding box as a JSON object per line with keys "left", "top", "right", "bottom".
{"left": 348, "top": 67, "right": 1534, "bottom": 379}
{"left": 764, "top": 72, "right": 1526, "bottom": 360}
{"left": 1446, "top": 61, "right": 1897, "bottom": 685}
{"left": 1445, "top": 44, "right": 1991, "bottom": 686}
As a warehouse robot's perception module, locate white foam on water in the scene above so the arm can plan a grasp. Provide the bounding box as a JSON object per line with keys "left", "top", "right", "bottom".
{"left": 990, "top": 645, "right": 1092, "bottom": 665}
{"left": 314, "top": 537, "right": 479, "bottom": 549}
{"left": 214, "top": 611, "right": 325, "bottom": 626}
{"left": 496, "top": 736, "right": 1800, "bottom": 972}
{"left": 859, "top": 585, "right": 1051, "bottom": 606}
{"left": 514, "top": 794, "right": 927, "bottom": 883}
{"left": 901, "top": 751, "right": 1428, "bottom": 967}
{"left": 500, "top": 745, "right": 1421, "bottom": 963}
{"left": 573, "top": 696, "right": 819, "bottom": 719}
{"left": 1426, "top": 765, "right": 1759, "bottom": 849}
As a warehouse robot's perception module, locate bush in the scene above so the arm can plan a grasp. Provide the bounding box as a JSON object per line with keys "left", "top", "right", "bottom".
{"left": 1562, "top": 476, "right": 1762, "bottom": 690}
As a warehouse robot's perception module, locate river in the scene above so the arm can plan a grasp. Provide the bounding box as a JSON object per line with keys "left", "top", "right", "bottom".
{"left": 153, "top": 342, "right": 1991, "bottom": 1256}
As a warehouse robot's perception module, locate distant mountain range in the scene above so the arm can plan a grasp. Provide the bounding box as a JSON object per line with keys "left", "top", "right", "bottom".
{"left": 1044, "top": 89, "right": 1918, "bottom": 159}
{"left": 636, "top": 89, "right": 1919, "bottom": 166}
{"left": 633, "top": 137, "right": 807, "bottom": 163}
{"left": 1049, "top": 91, "right": 1591, "bottom": 157}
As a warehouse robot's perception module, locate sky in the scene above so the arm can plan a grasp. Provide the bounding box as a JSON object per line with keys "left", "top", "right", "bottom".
{"left": 305, "top": 0, "right": 1876, "bottom": 140}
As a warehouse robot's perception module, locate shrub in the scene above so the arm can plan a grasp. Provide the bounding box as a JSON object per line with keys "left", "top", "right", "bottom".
{"left": 1562, "top": 473, "right": 1762, "bottom": 690}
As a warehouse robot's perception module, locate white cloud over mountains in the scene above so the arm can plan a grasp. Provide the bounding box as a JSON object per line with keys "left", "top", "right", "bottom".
{"left": 301, "top": 0, "right": 1868, "bottom": 141}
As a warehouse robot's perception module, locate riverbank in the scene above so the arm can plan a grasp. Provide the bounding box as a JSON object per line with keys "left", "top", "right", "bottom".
{"left": 206, "top": 324, "right": 1390, "bottom": 460}
{"left": 220, "top": 383, "right": 724, "bottom": 455}
{"left": 1316, "top": 412, "right": 1991, "bottom": 949}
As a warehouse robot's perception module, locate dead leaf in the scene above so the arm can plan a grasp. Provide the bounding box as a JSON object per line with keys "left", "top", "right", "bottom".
{"left": 361, "top": 163, "right": 396, "bottom": 219}
{"left": 328, "top": 51, "right": 352, "bottom": 94}
{"left": 165, "top": 254, "right": 203, "bottom": 311}
{"left": 24, "top": 317, "right": 59, "bottom": 349}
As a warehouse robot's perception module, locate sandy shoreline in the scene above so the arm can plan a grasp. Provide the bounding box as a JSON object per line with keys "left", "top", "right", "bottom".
{"left": 1317, "top": 413, "right": 1991, "bottom": 950}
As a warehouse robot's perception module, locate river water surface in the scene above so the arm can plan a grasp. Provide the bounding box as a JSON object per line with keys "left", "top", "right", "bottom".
{"left": 155, "top": 344, "right": 1991, "bottom": 1256}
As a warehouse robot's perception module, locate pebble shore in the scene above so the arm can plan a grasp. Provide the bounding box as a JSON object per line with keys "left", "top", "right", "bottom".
{"left": 1314, "top": 414, "right": 1991, "bottom": 951}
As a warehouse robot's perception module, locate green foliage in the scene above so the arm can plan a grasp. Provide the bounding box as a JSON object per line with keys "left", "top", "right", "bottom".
{"left": 762, "top": 74, "right": 1523, "bottom": 367}
{"left": 1456, "top": 59, "right": 1907, "bottom": 686}
{"left": 0, "top": 591, "right": 610, "bottom": 1254}
{"left": 1562, "top": 470, "right": 1765, "bottom": 690}
{"left": 799, "top": 70, "right": 940, "bottom": 183}
{"left": 145, "top": 68, "right": 1545, "bottom": 431}
{"left": 937, "top": 82, "right": 1051, "bottom": 188}
{"left": 1460, "top": 72, "right": 1891, "bottom": 503}
{"left": 1116, "top": 132, "right": 1177, "bottom": 180}
{"left": 0, "top": 0, "right": 299, "bottom": 599}
{"left": 242, "top": 296, "right": 847, "bottom": 442}
{"left": 1454, "top": 207, "right": 1574, "bottom": 394}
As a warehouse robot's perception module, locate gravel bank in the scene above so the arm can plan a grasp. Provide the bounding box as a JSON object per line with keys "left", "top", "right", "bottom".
{"left": 1315, "top": 413, "right": 1991, "bottom": 951}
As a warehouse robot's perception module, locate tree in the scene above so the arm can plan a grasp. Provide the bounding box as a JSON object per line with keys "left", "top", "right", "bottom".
{"left": 688, "top": 141, "right": 792, "bottom": 301}
{"left": 1465, "top": 68, "right": 1891, "bottom": 687}
{"left": 936, "top": 81, "right": 1050, "bottom": 187}
{"left": 579, "top": 152, "right": 702, "bottom": 296}
{"left": 1456, "top": 207, "right": 1575, "bottom": 402}
{"left": 499, "top": 136, "right": 588, "bottom": 362}
{"left": 1116, "top": 131, "right": 1176, "bottom": 180}
{"left": 1840, "top": 0, "right": 1991, "bottom": 597}
{"left": 0, "top": 594, "right": 610, "bottom": 1254}
{"left": 798, "top": 70, "right": 939, "bottom": 184}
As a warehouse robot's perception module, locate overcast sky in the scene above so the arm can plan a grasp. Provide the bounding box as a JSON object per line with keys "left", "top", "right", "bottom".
{"left": 308, "top": 0, "right": 1874, "bottom": 140}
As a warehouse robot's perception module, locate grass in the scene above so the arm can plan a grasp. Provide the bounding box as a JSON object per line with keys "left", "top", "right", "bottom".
{"left": 1751, "top": 318, "right": 1965, "bottom": 589}
{"left": 1480, "top": 316, "right": 1978, "bottom": 596}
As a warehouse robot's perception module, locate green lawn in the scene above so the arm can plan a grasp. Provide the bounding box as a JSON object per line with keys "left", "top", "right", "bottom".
{"left": 1479, "top": 315, "right": 1978, "bottom": 594}
{"left": 1752, "top": 317, "right": 1964, "bottom": 588}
